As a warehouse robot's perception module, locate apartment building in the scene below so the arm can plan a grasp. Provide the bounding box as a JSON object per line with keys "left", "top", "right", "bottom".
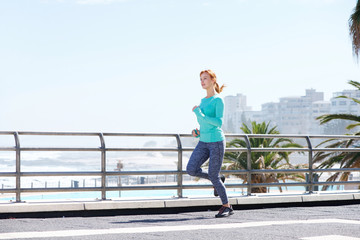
{"left": 223, "top": 89, "right": 360, "bottom": 135}
{"left": 223, "top": 94, "right": 252, "bottom": 133}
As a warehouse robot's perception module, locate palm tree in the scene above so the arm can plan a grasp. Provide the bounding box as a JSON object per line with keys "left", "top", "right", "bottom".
{"left": 224, "top": 121, "right": 305, "bottom": 193}
{"left": 315, "top": 80, "right": 360, "bottom": 190}
{"left": 316, "top": 81, "right": 360, "bottom": 129}
{"left": 349, "top": 0, "right": 360, "bottom": 60}
{"left": 312, "top": 139, "right": 360, "bottom": 190}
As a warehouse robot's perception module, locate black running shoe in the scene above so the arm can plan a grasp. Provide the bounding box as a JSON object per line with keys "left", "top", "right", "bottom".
{"left": 214, "top": 175, "right": 226, "bottom": 197}
{"left": 215, "top": 205, "right": 234, "bottom": 218}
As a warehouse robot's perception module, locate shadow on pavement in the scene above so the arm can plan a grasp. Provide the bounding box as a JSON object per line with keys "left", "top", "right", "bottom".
{"left": 110, "top": 216, "right": 209, "bottom": 224}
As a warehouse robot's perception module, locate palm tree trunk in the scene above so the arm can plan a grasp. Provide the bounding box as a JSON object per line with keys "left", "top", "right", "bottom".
{"left": 251, "top": 187, "right": 267, "bottom": 193}
{"left": 251, "top": 174, "right": 268, "bottom": 193}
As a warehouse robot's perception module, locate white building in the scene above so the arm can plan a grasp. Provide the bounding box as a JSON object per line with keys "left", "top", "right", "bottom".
{"left": 261, "top": 102, "right": 279, "bottom": 127}
{"left": 323, "top": 90, "right": 360, "bottom": 135}
{"left": 331, "top": 90, "right": 360, "bottom": 115}
{"left": 224, "top": 94, "right": 252, "bottom": 133}
{"left": 242, "top": 110, "right": 263, "bottom": 128}
{"left": 270, "top": 89, "right": 324, "bottom": 134}
{"left": 223, "top": 88, "right": 360, "bottom": 135}
{"left": 310, "top": 100, "right": 331, "bottom": 134}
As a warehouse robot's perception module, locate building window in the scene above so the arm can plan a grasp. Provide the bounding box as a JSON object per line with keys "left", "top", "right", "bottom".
{"left": 332, "top": 101, "right": 336, "bottom": 106}
{"left": 339, "top": 101, "right": 347, "bottom": 106}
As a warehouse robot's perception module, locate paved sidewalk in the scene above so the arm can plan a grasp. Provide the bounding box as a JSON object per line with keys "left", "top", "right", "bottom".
{"left": 0, "top": 203, "right": 359, "bottom": 239}
{"left": 0, "top": 191, "right": 359, "bottom": 218}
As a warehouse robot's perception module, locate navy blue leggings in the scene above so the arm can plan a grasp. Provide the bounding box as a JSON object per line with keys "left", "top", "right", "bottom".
{"left": 186, "top": 140, "right": 228, "bottom": 205}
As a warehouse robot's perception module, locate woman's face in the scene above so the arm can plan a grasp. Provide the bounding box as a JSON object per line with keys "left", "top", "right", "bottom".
{"left": 200, "top": 72, "right": 215, "bottom": 90}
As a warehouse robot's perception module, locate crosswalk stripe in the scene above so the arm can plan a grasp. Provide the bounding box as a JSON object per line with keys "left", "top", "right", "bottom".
{"left": 0, "top": 218, "right": 359, "bottom": 239}
{"left": 301, "top": 235, "right": 360, "bottom": 240}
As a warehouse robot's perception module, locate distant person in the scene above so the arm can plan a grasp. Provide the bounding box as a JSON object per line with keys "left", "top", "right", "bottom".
{"left": 186, "top": 69, "right": 233, "bottom": 218}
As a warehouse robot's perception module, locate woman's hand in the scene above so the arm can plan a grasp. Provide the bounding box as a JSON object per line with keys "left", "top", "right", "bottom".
{"left": 192, "top": 128, "right": 200, "bottom": 137}
{"left": 192, "top": 106, "right": 199, "bottom": 111}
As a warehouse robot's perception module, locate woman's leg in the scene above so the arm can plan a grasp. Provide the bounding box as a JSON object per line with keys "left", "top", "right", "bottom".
{"left": 186, "top": 141, "right": 210, "bottom": 180}
{"left": 208, "top": 140, "right": 228, "bottom": 205}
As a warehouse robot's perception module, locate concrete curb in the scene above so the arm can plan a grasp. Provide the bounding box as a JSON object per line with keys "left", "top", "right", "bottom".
{"left": 85, "top": 200, "right": 165, "bottom": 211}
{"left": 0, "top": 202, "right": 84, "bottom": 213}
{"left": 236, "top": 195, "right": 303, "bottom": 205}
{"left": 0, "top": 192, "right": 359, "bottom": 214}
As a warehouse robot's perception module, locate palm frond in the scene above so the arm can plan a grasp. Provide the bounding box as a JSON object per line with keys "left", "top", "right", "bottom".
{"left": 341, "top": 152, "right": 360, "bottom": 168}
{"left": 337, "top": 96, "right": 360, "bottom": 105}
{"left": 351, "top": 159, "right": 360, "bottom": 168}
{"left": 315, "top": 138, "right": 339, "bottom": 148}
{"left": 316, "top": 154, "right": 345, "bottom": 169}
{"left": 313, "top": 152, "right": 334, "bottom": 164}
{"left": 348, "top": 80, "right": 360, "bottom": 90}
{"left": 346, "top": 122, "right": 360, "bottom": 130}
{"left": 345, "top": 139, "right": 356, "bottom": 147}
{"left": 272, "top": 138, "right": 293, "bottom": 147}
{"left": 339, "top": 172, "right": 351, "bottom": 181}
{"left": 227, "top": 139, "right": 247, "bottom": 148}
{"left": 349, "top": 0, "right": 360, "bottom": 60}
{"left": 280, "top": 142, "right": 304, "bottom": 149}
{"left": 270, "top": 157, "right": 286, "bottom": 168}
{"left": 316, "top": 139, "right": 347, "bottom": 148}
{"left": 268, "top": 125, "right": 280, "bottom": 135}
{"left": 240, "top": 122, "right": 252, "bottom": 134}
{"left": 322, "top": 172, "right": 341, "bottom": 191}
{"left": 316, "top": 113, "right": 360, "bottom": 125}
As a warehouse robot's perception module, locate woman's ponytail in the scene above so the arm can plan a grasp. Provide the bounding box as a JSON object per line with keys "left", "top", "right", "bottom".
{"left": 214, "top": 82, "right": 225, "bottom": 93}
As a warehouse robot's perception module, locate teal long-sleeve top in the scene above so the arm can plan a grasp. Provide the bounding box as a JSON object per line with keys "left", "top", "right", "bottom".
{"left": 193, "top": 94, "right": 225, "bottom": 143}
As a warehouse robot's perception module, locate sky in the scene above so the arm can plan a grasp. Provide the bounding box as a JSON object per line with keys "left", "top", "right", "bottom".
{"left": 0, "top": 0, "right": 359, "bottom": 134}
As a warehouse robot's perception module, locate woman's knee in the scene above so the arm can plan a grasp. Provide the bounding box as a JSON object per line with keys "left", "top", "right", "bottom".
{"left": 209, "top": 173, "right": 220, "bottom": 183}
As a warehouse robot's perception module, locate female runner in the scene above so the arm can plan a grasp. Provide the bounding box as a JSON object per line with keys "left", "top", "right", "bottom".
{"left": 186, "top": 69, "right": 234, "bottom": 218}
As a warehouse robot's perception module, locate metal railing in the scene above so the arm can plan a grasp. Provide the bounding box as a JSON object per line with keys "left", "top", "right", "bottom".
{"left": 0, "top": 131, "right": 360, "bottom": 202}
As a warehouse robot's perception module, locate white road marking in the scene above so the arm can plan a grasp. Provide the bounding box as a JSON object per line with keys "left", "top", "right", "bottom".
{"left": 301, "top": 235, "right": 360, "bottom": 240}
{"left": 0, "top": 218, "right": 359, "bottom": 239}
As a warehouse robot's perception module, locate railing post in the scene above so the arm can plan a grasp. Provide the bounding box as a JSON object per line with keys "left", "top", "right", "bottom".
{"left": 14, "top": 132, "right": 21, "bottom": 202}
{"left": 244, "top": 135, "right": 252, "bottom": 196}
{"left": 305, "top": 136, "right": 313, "bottom": 194}
{"left": 175, "top": 134, "right": 183, "bottom": 198}
{"left": 99, "top": 133, "right": 107, "bottom": 200}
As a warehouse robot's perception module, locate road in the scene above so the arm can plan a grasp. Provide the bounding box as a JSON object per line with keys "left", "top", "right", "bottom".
{"left": 0, "top": 204, "right": 359, "bottom": 240}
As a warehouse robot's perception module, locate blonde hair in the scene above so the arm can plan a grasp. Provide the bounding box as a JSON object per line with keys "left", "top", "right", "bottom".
{"left": 200, "top": 69, "right": 225, "bottom": 93}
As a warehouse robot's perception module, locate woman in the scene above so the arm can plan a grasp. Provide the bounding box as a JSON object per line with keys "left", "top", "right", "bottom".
{"left": 186, "top": 69, "right": 234, "bottom": 218}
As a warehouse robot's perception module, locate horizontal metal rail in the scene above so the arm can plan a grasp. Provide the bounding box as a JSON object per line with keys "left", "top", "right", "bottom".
{"left": 0, "top": 131, "right": 359, "bottom": 202}
{"left": 2, "top": 168, "right": 359, "bottom": 177}
{"left": 2, "top": 147, "right": 360, "bottom": 153}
